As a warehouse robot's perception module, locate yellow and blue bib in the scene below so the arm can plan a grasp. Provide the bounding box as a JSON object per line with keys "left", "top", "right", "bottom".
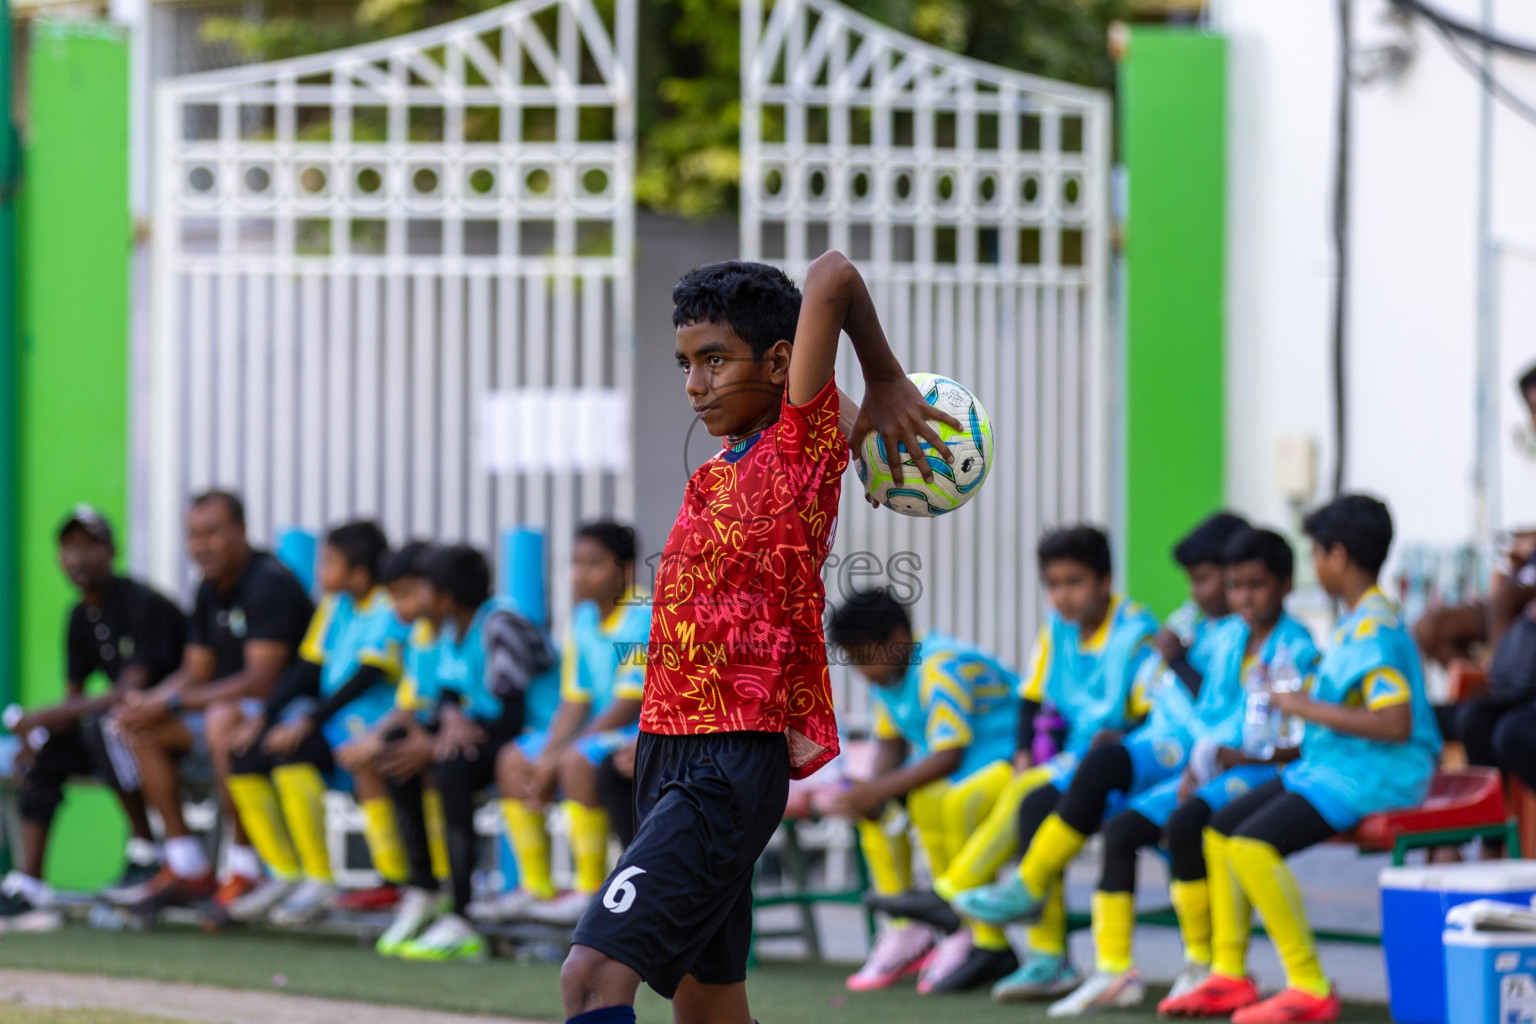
{"left": 1283, "top": 587, "right": 1441, "bottom": 829}
{"left": 1021, "top": 598, "right": 1160, "bottom": 754}
{"left": 870, "top": 631, "right": 1020, "bottom": 780}
{"left": 559, "top": 591, "right": 652, "bottom": 715}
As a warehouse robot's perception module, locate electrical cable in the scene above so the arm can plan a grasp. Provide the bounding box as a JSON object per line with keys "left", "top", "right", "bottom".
{"left": 1389, "top": 0, "right": 1536, "bottom": 61}
{"left": 1426, "top": 16, "right": 1536, "bottom": 130}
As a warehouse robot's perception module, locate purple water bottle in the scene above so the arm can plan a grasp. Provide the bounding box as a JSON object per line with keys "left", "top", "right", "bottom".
{"left": 1033, "top": 702, "right": 1064, "bottom": 764}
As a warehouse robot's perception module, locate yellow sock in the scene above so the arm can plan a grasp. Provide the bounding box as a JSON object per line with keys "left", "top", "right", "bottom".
{"left": 360, "top": 797, "right": 409, "bottom": 884}
{"left": 857, "top": 811, "right": 912, "bottom": 897}
{"left": 227, "top": 774, "right": 300, "bottom": 880}
{"left": 1027, "top": 882, "right": 1068, "bottom": 957}
{"left": 972, "top": 923, "right": 1010, "bottom": 951}
{"left": 501, "top": 799, "right": 555, "bottom": 898}
{"left": 936, "top": 765, "right": 1052, "bottom": 898}
{"left": 424, "top": 788, "right": 450, "bottom": 881}
{"left": 272, "top": 763, "right": 332, "bottom": 883}
{"left": 1204, "top": 829, "right": 1252, "bottom": 979}
{"left": 908, "top": 780, "right": 952, "bottom": 879}
{"left": 1227, "top": 836, "right": 1330, "bottom": 998}
{"left": 1170, "top": 879, "right": 1212, "bottom": 966}
{"left": 1093, "top": 891, "right": 1136, "bottom": 974}
{"left": 1018, "top": 813, "right": 1086, "bottom": 900}
{"left": 563, "top": 801, "right": 610, "bottom": 895}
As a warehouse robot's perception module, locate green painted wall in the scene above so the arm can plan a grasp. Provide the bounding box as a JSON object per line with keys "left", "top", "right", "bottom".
{"left": 0, "top": 0, "right": 18, "bottom": 722}
{"left": 18, "top": 22, "right": 133, "bottom": 889}
{"left": 1121, "top": 29, "right": 1226, "bottom": 619}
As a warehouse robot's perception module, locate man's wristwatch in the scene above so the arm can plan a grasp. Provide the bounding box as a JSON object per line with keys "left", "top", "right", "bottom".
{"left": 164, "top": 693, "right": 184, "bottom": 715}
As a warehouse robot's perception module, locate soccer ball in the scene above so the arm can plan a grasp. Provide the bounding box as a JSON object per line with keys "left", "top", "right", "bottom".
{"left": 856, "top": 372, "right": 993, "bottom": 517}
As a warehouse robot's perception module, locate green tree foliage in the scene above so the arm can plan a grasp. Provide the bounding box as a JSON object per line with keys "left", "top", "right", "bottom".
{"left": 202, "top": 0, "right": 1125, "bottom": 217}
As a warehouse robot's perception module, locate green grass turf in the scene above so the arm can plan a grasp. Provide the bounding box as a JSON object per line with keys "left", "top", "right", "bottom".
{"left": 0, "top": 924, "right": 1395, "bottom": 1023}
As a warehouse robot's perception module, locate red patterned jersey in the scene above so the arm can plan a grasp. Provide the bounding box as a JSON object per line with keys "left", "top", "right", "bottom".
{"left": 641, "top": 377, "right": 849, "bottom": 778}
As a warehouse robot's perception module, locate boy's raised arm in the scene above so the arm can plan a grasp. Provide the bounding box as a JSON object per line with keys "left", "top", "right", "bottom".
{"left": 788, "top": 251, "right": 961, "bottom": 484}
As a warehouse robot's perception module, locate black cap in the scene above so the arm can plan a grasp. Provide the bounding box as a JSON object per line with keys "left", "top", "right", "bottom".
{"left": 58, "top": 504, "right": 114, "bottom": 546}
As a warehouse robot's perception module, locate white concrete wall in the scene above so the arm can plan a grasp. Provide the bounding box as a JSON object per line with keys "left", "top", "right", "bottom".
{"left": 1213, "top": 0, "right": 1536, "bottom": 547}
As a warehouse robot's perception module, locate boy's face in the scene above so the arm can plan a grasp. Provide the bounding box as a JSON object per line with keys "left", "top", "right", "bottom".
{"left": 841, "top": 625, "right": 913, "bottom": 688}
{"left": 675, "top": 320, "right": 792, "bottom": 440}
{"left": 1311, "top": 541, "right": 1350, "bottom": 596}
{"left": 1188, "top": 561, "right": 1229, "bottom": 619}
{"left": 1226, "top": 559, "right": 1291, "bottom": 629}
{"left": 389, "top": 577, "right": 426, "bottom": 623}
{"left": 571, "top": 536, "right": 625, "bottom": 607}
{"left": 426, "top": 581, "right": 455, "bottom": 624}
{"left": 1041, "top": 559, "right": 1111, "bottom": 625}
{"left": 317, "top": 544, "right": 351, "bottom": 595}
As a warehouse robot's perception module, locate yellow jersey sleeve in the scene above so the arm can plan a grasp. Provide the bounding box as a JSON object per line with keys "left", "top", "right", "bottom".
{"left": 1019, "top": 631, "right": 1051, "bottom": 702}
{"left": 359, "top": 619, "right": 405, "bottom": 678}
{"left": 298, "top": 596, "right": 338, "bottom": 667}
{"left": 359, "top": 640, "right": 404, "bottom": 679}
{"left": 1363, "top": 667, "right": 1410, "bottom": 710}
{"left": 393, "top": 676, "right": 422, "bottom": 711}
{"left": 558, "top": 627, "right": 591, "bottom": 704}
{"left": 613, "top": 654, "right": 646, "bottom": 703}
{"left": 1126, "top": 642, "right": 1158, "bottom": 720}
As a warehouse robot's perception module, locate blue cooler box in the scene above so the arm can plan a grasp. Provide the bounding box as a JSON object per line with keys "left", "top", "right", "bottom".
{"left": 1381, "top": 863, "right": 1536, "bottom": 1024}
{"left": 1444, "top": 927, "right": 1536, "bottom": 1024}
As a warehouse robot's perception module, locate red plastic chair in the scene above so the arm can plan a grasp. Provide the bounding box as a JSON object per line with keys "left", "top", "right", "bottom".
{"left": 1346, "top": 767, "right": 1520, "bottom": 865}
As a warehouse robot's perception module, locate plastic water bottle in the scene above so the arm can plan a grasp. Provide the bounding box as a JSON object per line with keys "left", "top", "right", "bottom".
{"left": 1242, "top": 663, "right": 1275, "bottom": 759}
{"left": 1269, "top": 644, "right": 1307, "bottom": 749}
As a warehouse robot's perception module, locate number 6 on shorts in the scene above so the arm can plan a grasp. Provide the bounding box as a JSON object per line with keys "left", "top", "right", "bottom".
{"left": 604, "top": 866, "right": 646, "bottom": 914}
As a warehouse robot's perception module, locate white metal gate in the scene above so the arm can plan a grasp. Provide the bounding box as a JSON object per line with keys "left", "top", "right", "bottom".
{"left": 742, "top": 0, "right": 1112, "bottom": 698}
{"left": 146, "top": 0, "right": 636, "bottom": 624}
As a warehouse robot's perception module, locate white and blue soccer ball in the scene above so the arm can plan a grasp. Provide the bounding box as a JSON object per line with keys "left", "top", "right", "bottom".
{"left": 857, "top": 372, "right": 993, "bottom": 518}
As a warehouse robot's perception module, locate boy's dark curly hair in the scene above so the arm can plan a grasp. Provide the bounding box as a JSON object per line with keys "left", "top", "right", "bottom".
{"left": 672, "top": 260, "right": 803, "bottom": 359}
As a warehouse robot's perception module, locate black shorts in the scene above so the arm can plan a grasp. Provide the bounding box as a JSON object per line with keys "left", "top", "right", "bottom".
{"left": 18, "top": 719, "right": 126, "bottom": 824}
{"left": 571, "top": 730, "right": 790, "bottom": 998}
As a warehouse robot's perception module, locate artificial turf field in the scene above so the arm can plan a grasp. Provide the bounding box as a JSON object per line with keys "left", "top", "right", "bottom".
{"left": 0, "top": 924, "right": 1397, "bottom": 1023}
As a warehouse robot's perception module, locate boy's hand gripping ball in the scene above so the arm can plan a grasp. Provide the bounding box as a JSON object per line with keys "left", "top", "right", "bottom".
{"left": 858, "top": 372, "right": 993, "bottom": 517}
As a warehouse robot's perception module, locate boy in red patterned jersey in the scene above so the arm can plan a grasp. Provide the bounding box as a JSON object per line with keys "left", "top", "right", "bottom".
{"left": 559, "top": 254, "right": 959, "bottom": 1024}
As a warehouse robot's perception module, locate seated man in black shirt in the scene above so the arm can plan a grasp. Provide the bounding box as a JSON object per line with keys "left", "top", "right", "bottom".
{"left": 114, "top": 491, "right": 313, "bottom": 912}
{"left": 0, "top": 506, "right": 185, "bottom": 931}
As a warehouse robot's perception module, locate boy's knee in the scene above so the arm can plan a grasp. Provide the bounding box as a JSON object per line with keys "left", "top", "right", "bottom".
{"left": 1165, "top": 813, "right": 1198, "bottom": 854}
{"left": 557, "top": 743, "right": 587, "bottom": 774}
{"left": 1491, "top": 712, "right": 1526, "bottom": 767}
{"left": 494, "top": 743, "right": 524, "bottom": 785}
{"left": 1100, "top": 814, "right": 1140, "bottom": 857}
{"left": 1079, "top": 742, "right": 1119, "bottom": 771}
{"left": 557, "top": 745, "right": 597, "bottom": 789}
{"left": 560, "top": 944, "right": 636, "bottom": 1015}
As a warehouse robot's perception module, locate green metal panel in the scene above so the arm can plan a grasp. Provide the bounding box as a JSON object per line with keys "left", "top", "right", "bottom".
{"left": 1, "top": 0, "right": 19, "bottom": 719}
{"left": 1121, "top": 29, "right": 1226, "bottom": 618}
{"left": 18, "top": 21, "right": 133, "bottom": 890}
